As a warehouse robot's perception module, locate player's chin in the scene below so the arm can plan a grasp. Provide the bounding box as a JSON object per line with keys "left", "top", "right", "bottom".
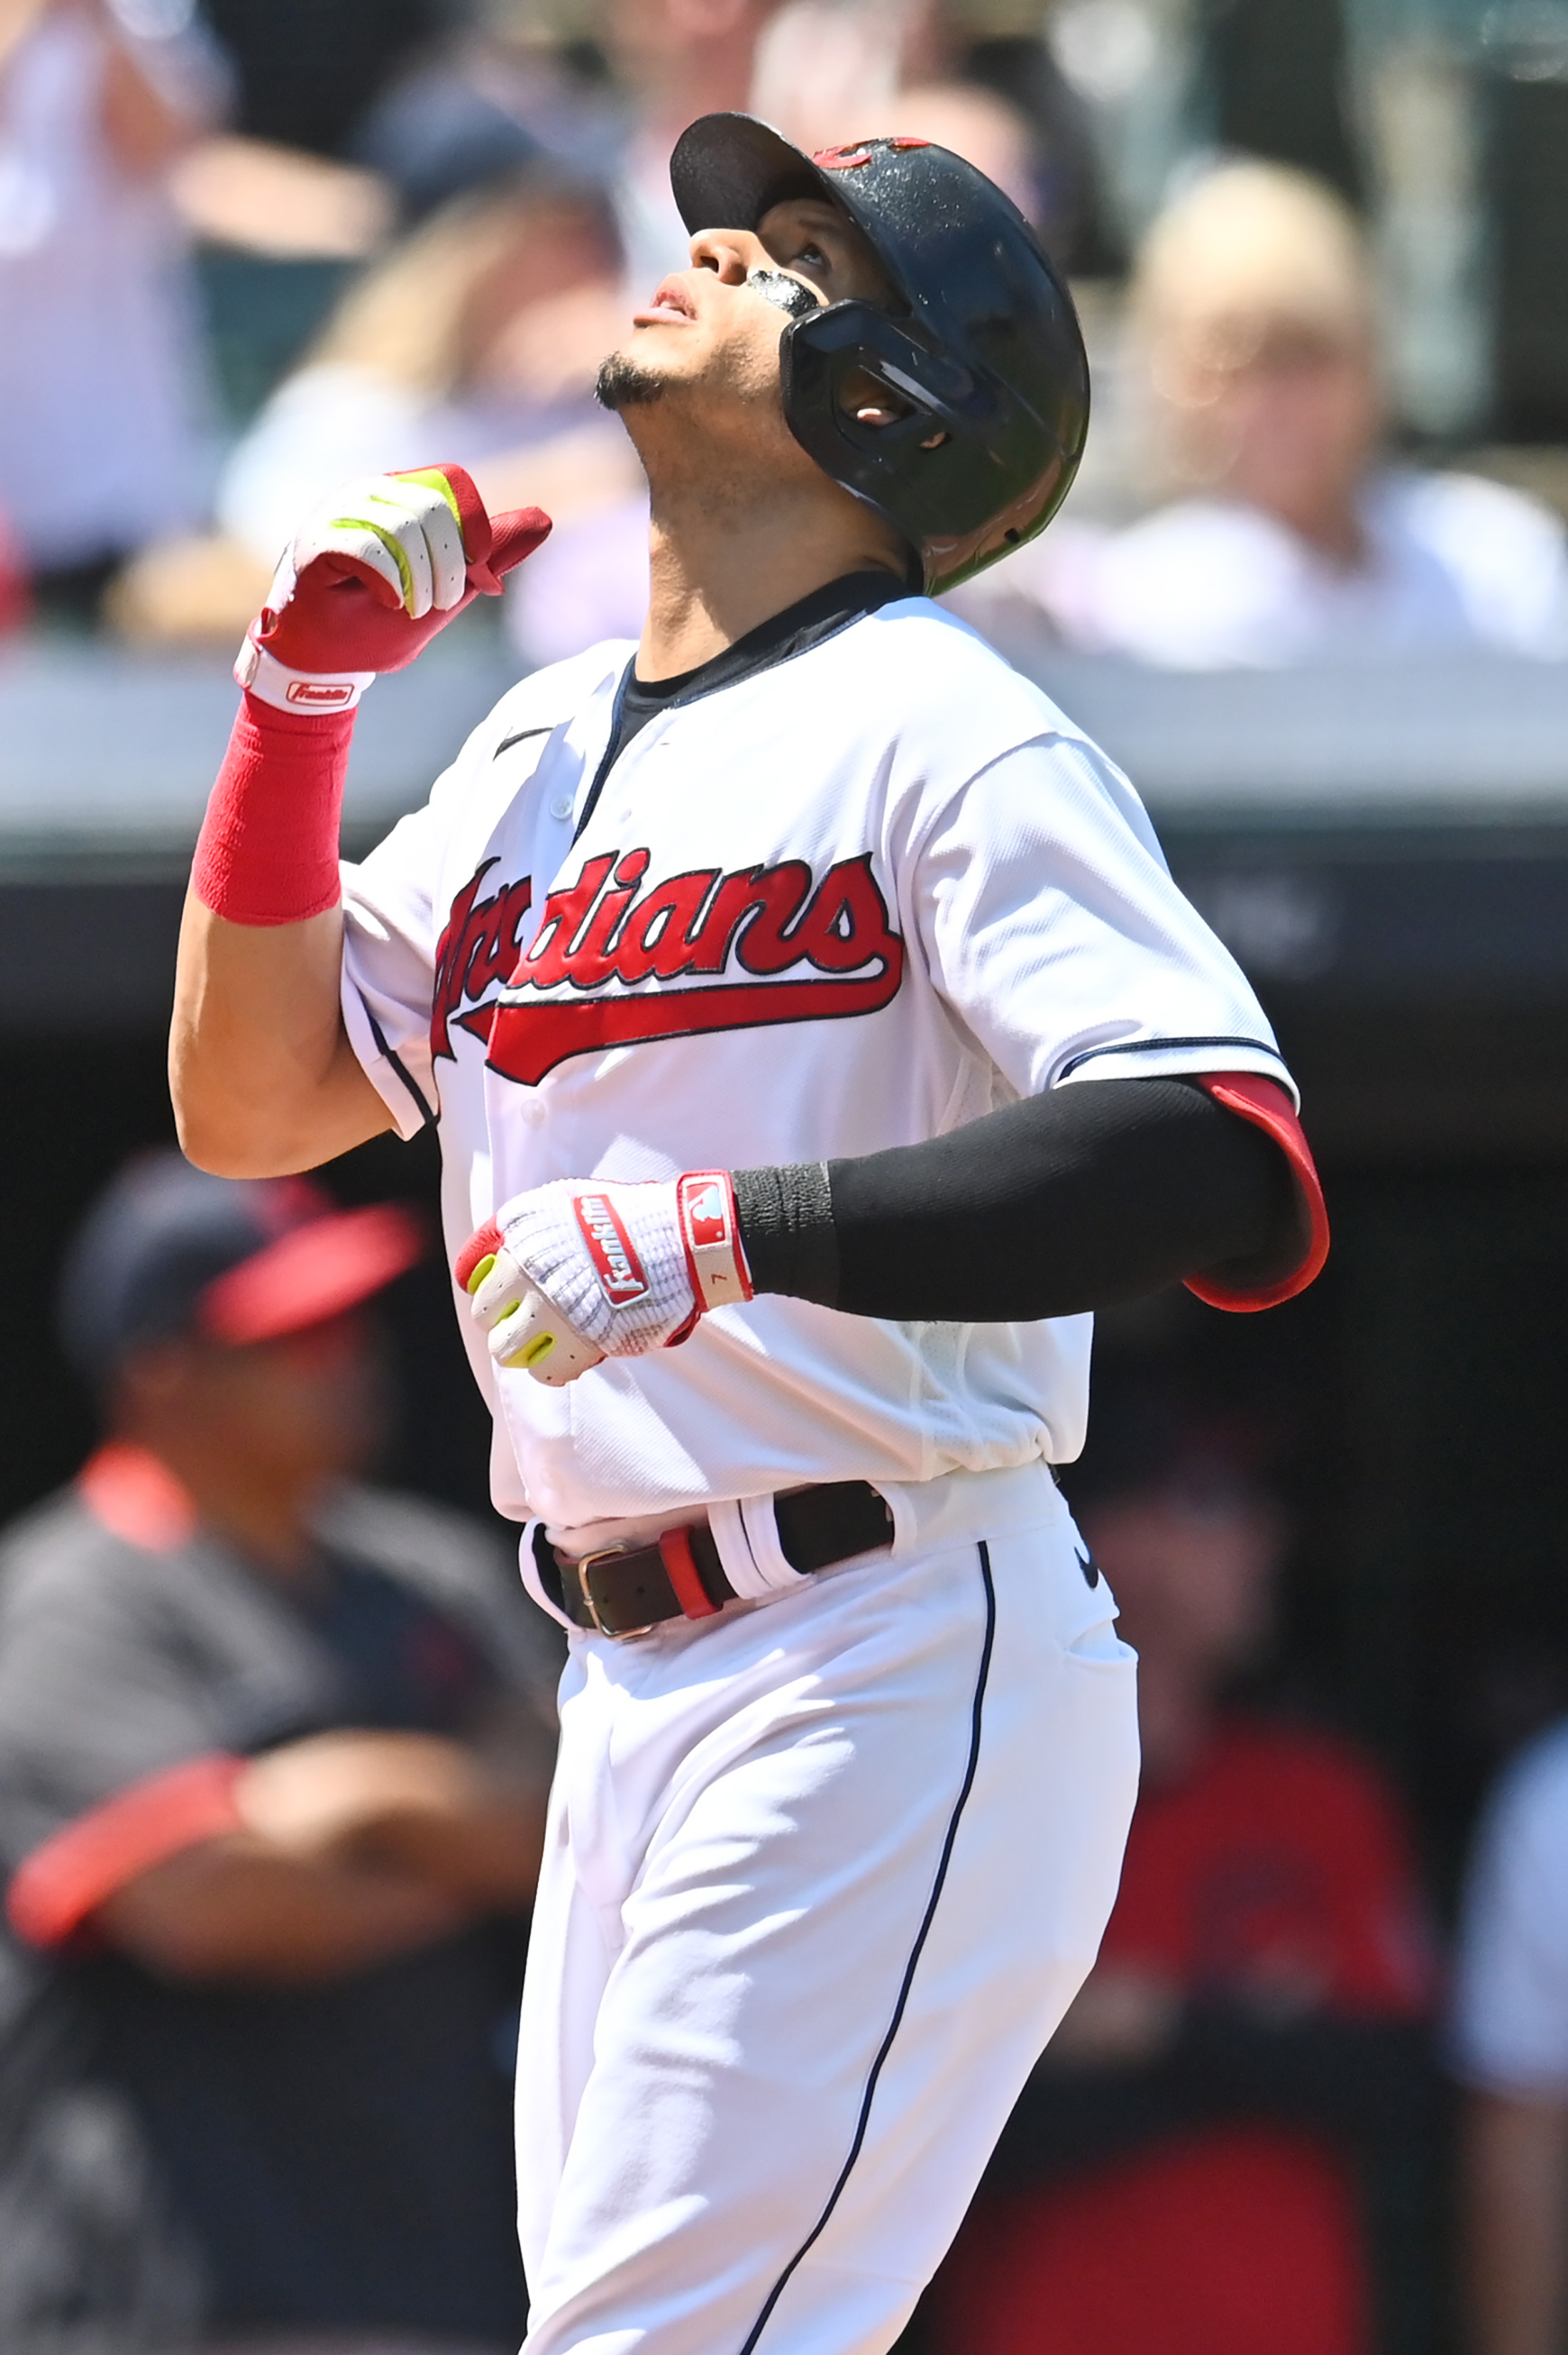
{"left": 595, "top": 346, "right": 675, "bottom": 413}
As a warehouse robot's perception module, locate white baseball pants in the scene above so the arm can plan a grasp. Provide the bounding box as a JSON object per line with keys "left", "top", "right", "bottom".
{"left": 515, "top": 1462, "right": 1140, "bottom": 2355}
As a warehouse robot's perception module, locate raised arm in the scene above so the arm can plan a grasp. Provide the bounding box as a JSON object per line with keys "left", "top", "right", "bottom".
{"left": 169, "top": 467, "right": 549, "bottom": 1176}
{"left": 172, "top": 845, "right": 392, "bottom": 1177}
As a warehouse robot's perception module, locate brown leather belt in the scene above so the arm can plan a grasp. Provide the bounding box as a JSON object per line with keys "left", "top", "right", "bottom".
{"left": 534, "top": 1482, "right": 894, "bottom": 1639}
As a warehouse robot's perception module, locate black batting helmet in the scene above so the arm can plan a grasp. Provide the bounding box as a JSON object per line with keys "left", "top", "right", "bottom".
{"left": 669, "top": 113, "right": 1090, "bottom": 597}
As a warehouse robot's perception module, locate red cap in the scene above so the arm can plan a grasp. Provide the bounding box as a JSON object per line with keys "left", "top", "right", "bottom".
{"left": 199, "top": 1201, "right": 425, "bottom": 1344}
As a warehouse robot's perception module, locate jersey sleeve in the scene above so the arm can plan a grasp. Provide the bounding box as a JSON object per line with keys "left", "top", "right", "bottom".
{"left": 340, "top": 796, "right": 446, "bottom": 1141}
{"left": 909, "top": 733, "right": 1295, "bottom": 1105}
{"left": 339, "top": 699, "right": 512, "bottom": 1141}
{"left": 1452, "top": 1734, "right": 1568, "bottom": 2095}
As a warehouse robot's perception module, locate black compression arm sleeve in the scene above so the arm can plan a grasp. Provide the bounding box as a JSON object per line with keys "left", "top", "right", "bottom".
{"left": 733, "top": 1078, "right": 1301, "bottom": 1322}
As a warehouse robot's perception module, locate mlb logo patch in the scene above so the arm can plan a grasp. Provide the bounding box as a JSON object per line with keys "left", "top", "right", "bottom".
{"left": 683, "top": 1179, "right": 731, "bottom": 1250}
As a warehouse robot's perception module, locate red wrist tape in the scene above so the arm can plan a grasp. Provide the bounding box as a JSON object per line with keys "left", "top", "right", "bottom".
{"left": 191, "top": 691, "right": 355, "bottom": 926}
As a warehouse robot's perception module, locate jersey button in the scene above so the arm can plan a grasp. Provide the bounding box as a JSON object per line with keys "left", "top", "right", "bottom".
{"left": 548, "top": 794, "right": 573, "bottom": 821}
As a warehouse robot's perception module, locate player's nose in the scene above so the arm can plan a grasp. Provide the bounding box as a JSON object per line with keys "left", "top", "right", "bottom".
{"left": 688, "top": 229, "right": 761, "bottom": 285}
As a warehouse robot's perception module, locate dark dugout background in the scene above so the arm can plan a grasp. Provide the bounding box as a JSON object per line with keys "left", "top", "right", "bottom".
{"left": 9, "top": 830, "right": 1568, "bottom": 2355}
{"left": 6, "top": 834, "right": 1568, "bottom": 1908}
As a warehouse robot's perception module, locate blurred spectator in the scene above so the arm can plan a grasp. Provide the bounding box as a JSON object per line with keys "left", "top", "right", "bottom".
{"left": 1453, "top": 1718, "right": 1568, "bottom": 2355}
{"left": 0, "top": 0, "right": 223, "bottom": 617}
{"left": 196, "top": 0, "right": 450, "bottom": 162}
{"left": 0, "top": 1153, "right": 564, "bottom": 2351}
{"left": 598, "top": 0, "right": 789, "bottom": 294}
{"left": 350, "top": 3, "right": 616, "bottom": 225}
{"left": 755, "top": 2, "right": 1107, "bottom": 263}
{"left": 170, "top": 131, "right": 395, "bottom": 260}
{"left": 981, "top": 161, "right": 1568, "bottom": 667}
{"left": 750, "top": 0, "right": 951, "bottom": 158}
{"left": 923, "top": 1422, "right": 1434, "bottom": 2355}
{"left": 111, "top": 168, "right": 639, "bottom": 646}
{"left": 216, "top": 168, "right": 624, "bottom": 554}
{"left": 0, "top": 504, "right": 29, "bottom": 634}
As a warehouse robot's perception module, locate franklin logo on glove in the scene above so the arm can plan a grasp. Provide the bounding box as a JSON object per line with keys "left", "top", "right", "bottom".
{"left": 574, "top": 1195, "right": 651, "bottom": 1307}
{"left": 454, "top": 1172, "right": 753, "bottom": 1387}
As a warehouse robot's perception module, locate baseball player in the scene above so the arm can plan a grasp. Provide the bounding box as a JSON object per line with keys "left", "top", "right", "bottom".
{"left": 170, "top": 118, "right": 1328, "bottom": 2355}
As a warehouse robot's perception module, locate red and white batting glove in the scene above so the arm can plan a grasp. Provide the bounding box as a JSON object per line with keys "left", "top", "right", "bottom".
{"left": 236, "top": 464, "right": 551, "bottom": 713}
{"left": 453, "top": 1175, "right": 753, "bottom": 1388}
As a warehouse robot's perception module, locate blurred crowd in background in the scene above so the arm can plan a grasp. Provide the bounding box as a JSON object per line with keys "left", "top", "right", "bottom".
{"left": 6, "top": 0, "right": 1568, "bottom": 669}
{"left": 8, "top": 2, "right": 1568, "bottom": 2353}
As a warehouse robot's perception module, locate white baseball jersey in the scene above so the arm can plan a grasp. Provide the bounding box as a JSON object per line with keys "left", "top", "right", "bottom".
{"left": 340, "top": 594, "right": 1291, "bottom": 1531}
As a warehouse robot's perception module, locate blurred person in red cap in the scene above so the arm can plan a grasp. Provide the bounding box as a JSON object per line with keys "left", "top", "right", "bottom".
{"left": 922, "top": 1409, "right": 1435, "bottom": 2355}
{"left": 0, "top": 1150, "right": 565, "bottom": 2353}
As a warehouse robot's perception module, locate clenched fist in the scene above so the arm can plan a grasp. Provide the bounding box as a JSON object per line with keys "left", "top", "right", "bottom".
{"left": 236, "top": 464, "right": 551, "bottom": 713}
{"left": 455, "top": 1174, "right": 753, "bottom": 1388}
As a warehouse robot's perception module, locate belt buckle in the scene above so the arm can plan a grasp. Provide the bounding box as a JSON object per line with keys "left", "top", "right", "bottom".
{"left": 572, "top": 1544, "right": 658, "bottom": 1641}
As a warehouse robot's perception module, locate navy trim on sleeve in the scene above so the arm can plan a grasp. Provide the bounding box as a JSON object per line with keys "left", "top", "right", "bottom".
{"left": 357, "top": 989, "right": 437, "bottom": 1132}
{"left": 1058, "top": 1034, "right": 1290, "bottom": 1083}
{"left": 492, "top": 726, "right": 555, "bottom": 761}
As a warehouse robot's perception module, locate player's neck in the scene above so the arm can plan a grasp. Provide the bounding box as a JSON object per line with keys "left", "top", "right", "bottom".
{"left": 636, "top": 483, "right": 906, "bottom": 680}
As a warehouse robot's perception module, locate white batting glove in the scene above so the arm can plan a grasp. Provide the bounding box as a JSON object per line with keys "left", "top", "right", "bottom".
{"left": 453, "top": 1174, "right": 754, "bottom": 1388}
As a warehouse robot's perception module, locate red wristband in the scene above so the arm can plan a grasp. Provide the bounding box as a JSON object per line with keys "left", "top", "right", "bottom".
{"left": 191, "top": 690, "right": 355, "bottom": 926}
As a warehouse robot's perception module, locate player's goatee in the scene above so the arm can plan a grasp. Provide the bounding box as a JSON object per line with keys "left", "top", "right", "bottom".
{"left": 596, "top": 354, "right": 667, "bottom": 412}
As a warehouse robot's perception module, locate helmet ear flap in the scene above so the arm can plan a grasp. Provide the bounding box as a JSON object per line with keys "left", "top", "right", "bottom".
{"left": 782, "top": 305, "right": 950, "bottom": 460}
{"left": 782, "top": 303, "right": 1006, "bottom": 588}
{"left": 780, "top": 306, "right": 934, "bottom": 581}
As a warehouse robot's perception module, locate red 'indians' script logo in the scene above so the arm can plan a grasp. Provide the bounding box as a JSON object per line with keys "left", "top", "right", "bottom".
{"left": 431, "top": 848, "right": 904, "bottom": 1085}
{"left": 431, "top": 859, "right": 535, "bottom": 1061}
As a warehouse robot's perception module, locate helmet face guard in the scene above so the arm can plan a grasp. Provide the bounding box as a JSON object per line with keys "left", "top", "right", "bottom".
{"left": 670, "top": 115, "right": 1090, "bottom": 597}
